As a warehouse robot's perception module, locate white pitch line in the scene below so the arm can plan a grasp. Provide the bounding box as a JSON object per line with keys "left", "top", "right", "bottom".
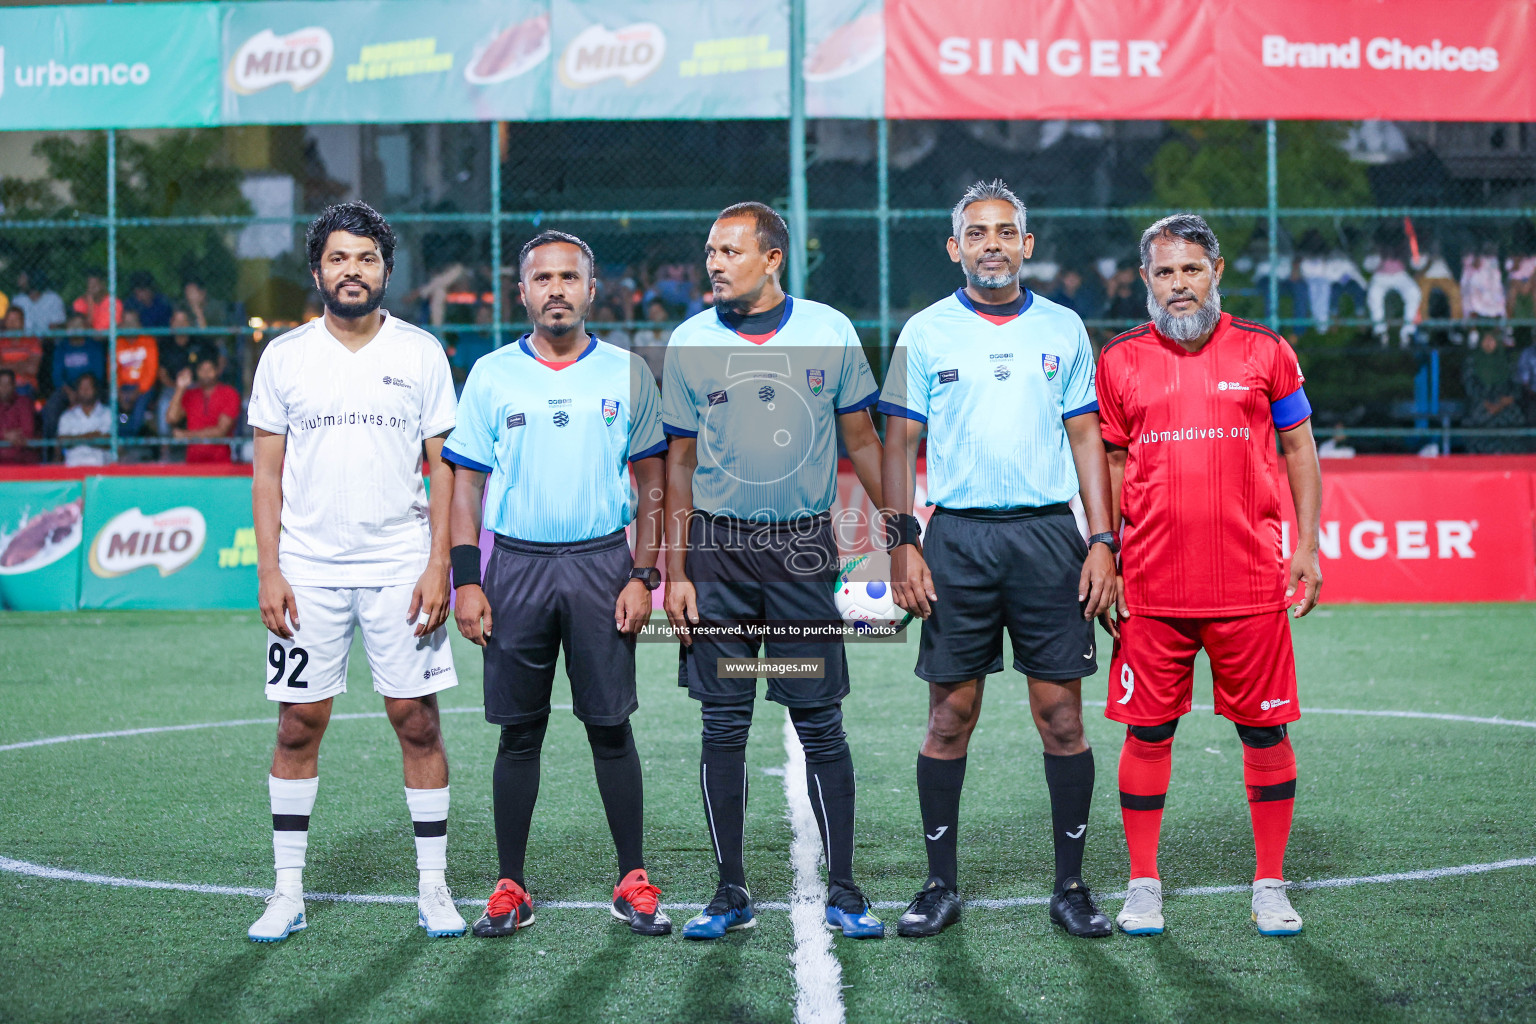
{"left": 782, "top": 713, "right": 845, "bottom": 1024}
{"left": 0, "top": 705, "right": 500, "bottom": 754}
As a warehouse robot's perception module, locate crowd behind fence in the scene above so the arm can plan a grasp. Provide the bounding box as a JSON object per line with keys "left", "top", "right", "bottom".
{"left": 1, "top": 117, "right": 1535, "bottom": 467}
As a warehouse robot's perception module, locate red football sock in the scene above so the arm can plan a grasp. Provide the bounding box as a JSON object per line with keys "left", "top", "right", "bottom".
{"left": 1243, "top": 736, "right": 1296, "bottom": 881}
{"left": 1118, "top": 731, "right": 1173, "bottom": 880}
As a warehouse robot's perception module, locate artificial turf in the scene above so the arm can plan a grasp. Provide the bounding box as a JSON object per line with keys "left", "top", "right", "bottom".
{"left": 1, "top": 604, "right": 1533, "bottom": 1023}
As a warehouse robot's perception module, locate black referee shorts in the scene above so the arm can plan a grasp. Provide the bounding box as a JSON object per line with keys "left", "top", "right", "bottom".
{"left": 915, "top": 505, "right": 1098, "bottom": 685}
{"left": 678, "top": 511, "right": 850, "bottom": 707}
{"left": 481, "top": 530, "right": 638, "bottom": 727}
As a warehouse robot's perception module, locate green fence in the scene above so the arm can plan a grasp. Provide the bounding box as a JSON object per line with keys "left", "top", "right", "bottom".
{"left": 2, "top": 117, "right": 1535, "bottom": 462}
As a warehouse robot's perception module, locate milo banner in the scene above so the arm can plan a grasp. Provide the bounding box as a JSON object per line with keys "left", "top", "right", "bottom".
{"left": 78, "top": 476, "right": 256, "bottom": 611}
{"left": 220, "top": 0, "right": 551, "bottom": 125}
{"left": 0, "top": 481, "right": 85, "bottom": 612}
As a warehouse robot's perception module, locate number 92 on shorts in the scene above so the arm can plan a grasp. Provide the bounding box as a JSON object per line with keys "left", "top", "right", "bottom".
{"left": 265, "top": 584, "right": 458, "bottom": 703}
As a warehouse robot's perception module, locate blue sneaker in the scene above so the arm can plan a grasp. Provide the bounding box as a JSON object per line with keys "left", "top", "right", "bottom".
{"left": 682, "top": 883, "right": 756, "bottom": 939}
{"left": 825, "top": 882, "right": 885, "bottom": 938}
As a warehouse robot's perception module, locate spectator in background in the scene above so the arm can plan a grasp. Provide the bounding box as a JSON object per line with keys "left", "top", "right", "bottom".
{"left": 1515, "top": 336, "right": 1536, "bottom": 429}
{"left": 1462, "top": 329, "right": 1524, "bottom": 453}
{"left": 124, "top": 271, "right": 173, "bottom": 329}
{"left": 113, "top": 310, "right": 159, "bottom": 444}
{"left": 0, "top": 368, "right": 38, "bottom": 465}
{"left": 1045, "top": 266, "right": 1099, "bottom": 317}
{"left": 57, "top": 371, "right": 113, "bottom": 467}
{"left": 630, "top": 298, "right": 671, "bottom": 384}
{"left": 0, "top": 307, "right": 43, "bottom": 397}
{"left": 1102, "top": 261, "right": 1146, "bottom": 323}
{"left": 1461, "top": 246, "right": 1506, "bottom": 322}
{"left": 43, "top": 315, "right": 105, "bottom": 439}
{"left": 447, "top": 304, "right": 496, "bottom": 392}
{"left": 166, "top": 358, "right": 239, "bottom": 464}
{"left": 593, "top": 303, "right": 633, "bottom": 353}
{"left": 183, "top": 277, "right": 233, "bottom": 330}
{"left": 72, "top": 270, "right": 123, "bottom": 331}
{"left": 12, "top": 271, "right": 66, "bottom": 331}
{"left": 157, "top": 308, "right": 221, "bottom": 438}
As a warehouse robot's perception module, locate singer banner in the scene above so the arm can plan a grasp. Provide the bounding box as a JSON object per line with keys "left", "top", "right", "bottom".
{"left": 884, "top": 0, "right": 1536, "bottom": 121}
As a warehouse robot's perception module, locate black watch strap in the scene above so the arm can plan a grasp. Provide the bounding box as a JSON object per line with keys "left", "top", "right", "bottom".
{"left": 1087, "top": 531, "right": 1120, "bottom": 555}
{"left": 628, "top": 567, "right": 661, "bottom": 591}
{"left": 882, "top": 513, "right": 923, "bottom": 551}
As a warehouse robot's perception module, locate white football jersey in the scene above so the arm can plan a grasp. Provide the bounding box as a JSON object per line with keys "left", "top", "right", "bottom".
{"left": 247, "top": 312, "right": 457, "bottom": 587}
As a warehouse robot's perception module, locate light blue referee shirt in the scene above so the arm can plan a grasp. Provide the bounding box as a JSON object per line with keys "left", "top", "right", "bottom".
{"left": 443, "top": 334, "right": 666, "bottom": 543}
{"left": 663, "top": 296, "right": 879, "bottom": 522}
{"left": 878, "top": 288, "right": 1098, "bottom": 510}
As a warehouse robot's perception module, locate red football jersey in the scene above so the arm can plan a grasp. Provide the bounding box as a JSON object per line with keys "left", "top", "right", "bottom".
{"left": 1096, "top": 313, "right": 1311, "bottom": 617}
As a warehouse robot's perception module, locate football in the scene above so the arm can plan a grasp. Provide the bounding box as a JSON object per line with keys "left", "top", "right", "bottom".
{"left": 833, "top": 554, "right": 914, "bottom": 633}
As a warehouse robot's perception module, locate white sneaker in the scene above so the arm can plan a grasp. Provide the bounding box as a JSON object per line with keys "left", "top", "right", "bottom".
{"left": 418, "top": 884, "right": 467, "bottom": 937}
{"left": 1252, "top": 878, "right": 1303, "bottom": 936}
{"left": 249, "top": 890, "right": 306, "bottom": 943}
{"left": 1116, "top": 877, "right": 1165, "bottom": 935}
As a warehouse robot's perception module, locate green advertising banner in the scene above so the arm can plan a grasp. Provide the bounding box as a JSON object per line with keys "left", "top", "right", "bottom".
{"left": 78, "top": 475, "right": 256, "bottom": 611}
{"left": 0, "top": 2, "right": 221, "bottom": 130}
{"left": 805, "top": 0, "right": 883, "bottom": 118}
{"left": 548, "top": 0, "right": 787, "bottom": 120}
{"left": 0, "top": 481, "right": 84, "bottom": 611}
{"left": 220, "top": 0, "right": 551, "bottom": 125}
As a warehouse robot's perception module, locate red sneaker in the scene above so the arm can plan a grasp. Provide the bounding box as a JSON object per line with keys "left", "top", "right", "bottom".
{"left": 612, "top": 868, "right": 672, "bottom": 936}
{"left": 472, "top": 878, "right": 535, "bottom": 937}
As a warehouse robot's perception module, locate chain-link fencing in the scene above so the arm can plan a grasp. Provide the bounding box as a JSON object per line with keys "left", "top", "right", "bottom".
{"left": 1, "top": 117, "right": 1534, "bottom": 464}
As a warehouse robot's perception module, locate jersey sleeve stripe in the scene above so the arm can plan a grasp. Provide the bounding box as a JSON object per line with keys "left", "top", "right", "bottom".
{"left": 629, "top": 439, "right": 668, "bottom": 462}
{"left": 1271, "top": 387, "right": 1313, "bottom": 430}
{"left": 1230, "top": 317, "right": 1288, "bottom": 345}
{"left": 663, "top": 422, "right": 699, "bottom": 438}
{"left": 1100, "top": 324, "right": 1152, "bottom": 355}
{"left": 876, "top": 400, "right": 927, "bottom": 424}
{"left": 835, "top": 390, "right": 879, "bottom": 415}
{"left": 441, "top": 446, "right": 491, "bottom": 474}
{"left": 1062, "top": 400, "right": 1101, "bottom": 420}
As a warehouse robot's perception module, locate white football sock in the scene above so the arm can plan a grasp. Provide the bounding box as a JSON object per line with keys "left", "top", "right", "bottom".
{"left": 405, "top": 785, "right": 449, "bottom": 885}
{"left": 269, "top": 774, "right": 318, "bottom": 892}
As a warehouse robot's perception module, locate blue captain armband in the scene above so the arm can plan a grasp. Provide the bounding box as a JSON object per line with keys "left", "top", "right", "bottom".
{"left": 1271, "top": 387, "right": 1312, "bottom": 430}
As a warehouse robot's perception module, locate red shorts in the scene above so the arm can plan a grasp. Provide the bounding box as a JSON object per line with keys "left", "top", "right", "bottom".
{"left": 1104, "top": 609, "right": 1299, "bottom": 727}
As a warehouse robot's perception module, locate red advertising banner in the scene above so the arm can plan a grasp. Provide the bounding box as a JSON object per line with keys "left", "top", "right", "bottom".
{"left": 833, "top": 456, "right": 1536, "bottom": 604}
{"left": 1278, "top": 460, "right": 1536, "bottom": 604}
{"left": 885, "top": 0, "right": 1536, "bottom": 121}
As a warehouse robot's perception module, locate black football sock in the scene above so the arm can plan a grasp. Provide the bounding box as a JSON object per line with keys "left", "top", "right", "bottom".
{"left": 700, "top": 745, "right": 748, "bottom": 888}
{"left": 586, "top": 720, "right": 646, "bottom": 880}
{"left": 492, "top": 717, "right": 548, "bottom": 887}
{"left": 790, "top": 703, "right": 857, "bottom": 889}
{"left": 916, "top": 753, "right": 966, "bottom": 891}
{"left": 699, "top": 703, "right": 753, "bottom": 890}
{"left": 1043, "top": 748, "right": 1095, "bottom": 890}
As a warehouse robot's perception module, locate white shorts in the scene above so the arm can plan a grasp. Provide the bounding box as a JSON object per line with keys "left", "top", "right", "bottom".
{"left": 264, "top": 583, "right": 458, "bottom": 703}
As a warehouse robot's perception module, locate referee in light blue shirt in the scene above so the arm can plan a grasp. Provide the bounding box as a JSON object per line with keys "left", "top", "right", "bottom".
{"left": 443, "top": 231, "right": 672, "bottom": 939}
{"left": 662, "top": 202, "right": 887, "bottom": 939}
{"left": 877, "top": 180, "right": 1118, "bottom": 939}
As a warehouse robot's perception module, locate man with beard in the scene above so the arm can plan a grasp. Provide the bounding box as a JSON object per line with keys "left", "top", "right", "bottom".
{"left": 445, "top": 230, "right": 672, "bottom": 938}
{"left": 662, "top": 202, "right": 887, "bottom": 939}
{"left": 879, "top": 179, "right": 1117, "bottom": 938}
{"left": 246, "top": 202, "right": 464, "bottom": 942}
{"left": 1096, "top": 214, "right": 1321, "bottom": 937}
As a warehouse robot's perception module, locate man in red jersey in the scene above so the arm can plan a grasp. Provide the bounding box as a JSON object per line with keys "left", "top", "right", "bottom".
{"left": 1095, "top": 214, "right": 1322, "bottom": 938}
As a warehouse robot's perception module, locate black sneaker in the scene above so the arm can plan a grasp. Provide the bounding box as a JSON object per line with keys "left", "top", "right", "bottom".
{"left": 612, "top": 868, "right": 672, "bottom": 936}
{"left": 1049, "top": 877, "right": 1112, "bottom": 937}
{"left": 896, "top": 879, "right": 962, "bottom": 938}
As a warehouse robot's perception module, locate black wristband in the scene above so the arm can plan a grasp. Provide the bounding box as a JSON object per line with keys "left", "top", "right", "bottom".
{"left": 450, "top": 544, "right": 482, "bottom": 589}
{"left": 882, "top": 513, "right": 922, "bottom": 551}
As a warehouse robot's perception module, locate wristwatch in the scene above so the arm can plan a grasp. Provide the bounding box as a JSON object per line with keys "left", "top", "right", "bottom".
{"left": 627, "top": 567, "right": 662, "bottom": 591}
{"left": 1087, "top": 532, "right": 1121, "bottom": 555}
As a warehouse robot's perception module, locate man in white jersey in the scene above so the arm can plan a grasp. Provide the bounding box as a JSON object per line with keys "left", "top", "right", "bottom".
{"left": 879, "top": 181, "right": 1117, "bottom": 939}
{"left": 245, "top": 202, "right": 465, "bottom": 942}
